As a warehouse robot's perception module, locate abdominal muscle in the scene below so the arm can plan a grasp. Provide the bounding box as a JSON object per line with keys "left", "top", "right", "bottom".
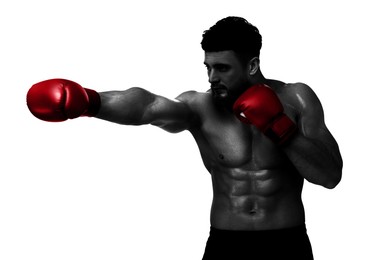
{"left": 209, "top": 166, "right": 305, "bottom": 231}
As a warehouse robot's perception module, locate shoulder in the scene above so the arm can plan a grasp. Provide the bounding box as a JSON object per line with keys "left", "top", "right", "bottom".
{"left": 283, "top": 82, "right": 317, "bottom": 97}
{"left": 277, "top": 82, "right": 328, "bottom": 134}
{"left": 277, "top": 82, "right": 323, "bottom": 113}
{"left": 176, "top": 90, "right": 207, "bottom": 101}
{"left": 175, "top": 90, "right": 213, "bottom": 128}
{"left": 176, "top": 90, "right": 211, "bottom": 109}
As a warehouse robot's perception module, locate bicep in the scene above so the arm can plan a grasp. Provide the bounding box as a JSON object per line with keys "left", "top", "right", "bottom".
{"left": 290, "top": 84, "right": 343, "bottom": 176}
{"left": 96, "top": 88, "right": 194, "bottom": 132}
{"left": 144, "top": 93, "right": 196, "bottom": 133}
{"left": 296, "top": 84, "right": 340, "bottom": 152}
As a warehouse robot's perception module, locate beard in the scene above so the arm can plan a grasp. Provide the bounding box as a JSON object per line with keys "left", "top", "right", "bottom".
{"left": 211, "top": 84, "right": 233, "bottom": 108}
{"left": 211, "top": 83, "right": 247, "bottom": 110}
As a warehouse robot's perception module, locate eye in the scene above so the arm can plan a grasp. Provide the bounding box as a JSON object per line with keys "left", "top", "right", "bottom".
{"left": 216, "top": 64, "right": 230, "bottom": 72}
{"left": 204, "top": 64, "right": 211, "bottom": 73}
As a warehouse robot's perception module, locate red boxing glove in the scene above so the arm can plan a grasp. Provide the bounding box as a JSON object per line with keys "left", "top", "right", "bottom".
{"left": 26, "top": 78, "right": 101, "bottom": 122}
{"left": 233, "top": 84, "right": 297, "bottom": 145}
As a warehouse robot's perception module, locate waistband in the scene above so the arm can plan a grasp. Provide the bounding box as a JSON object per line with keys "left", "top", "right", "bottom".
{"left": 209, "top": 224, "right": 307, "bottom": 239}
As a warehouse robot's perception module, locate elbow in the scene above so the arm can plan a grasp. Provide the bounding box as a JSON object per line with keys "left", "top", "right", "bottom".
{"left": 323, "top": 169, "right": 342, "bottom": 189}
{"left": 324, "top": 180, "right": 339, "bottom": 189}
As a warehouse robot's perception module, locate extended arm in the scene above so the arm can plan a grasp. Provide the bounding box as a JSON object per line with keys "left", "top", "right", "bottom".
{"left": 96, "top": 87, "right": 195, "bottom": 133}
{"left": 26, "top": 78, "right": 195, "bottom": 133}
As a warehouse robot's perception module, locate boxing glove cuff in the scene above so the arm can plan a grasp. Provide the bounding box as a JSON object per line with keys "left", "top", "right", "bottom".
{"left": 264, "top": 114, "right": 298, "bottom": 146}
{"left": 83, "top": 88, "right": 101, "bottom": 117}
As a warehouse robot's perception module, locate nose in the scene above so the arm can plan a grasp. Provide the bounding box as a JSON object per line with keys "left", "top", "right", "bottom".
{"left": 208, "top": 69, "right": 220, "bottom": 84}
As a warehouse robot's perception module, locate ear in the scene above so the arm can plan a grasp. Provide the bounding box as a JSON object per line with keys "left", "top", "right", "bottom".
{"left": 248, "top": 57, "right": 260, "bottom": 76}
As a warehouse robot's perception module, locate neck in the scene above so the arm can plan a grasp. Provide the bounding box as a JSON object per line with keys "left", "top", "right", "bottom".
{"left": 249, "top": 70, "right": 267, "bottom": 86}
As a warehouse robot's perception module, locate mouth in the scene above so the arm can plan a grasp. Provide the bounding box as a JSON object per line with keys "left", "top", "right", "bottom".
{"left": 211, "top": 84, "right": 229, "bottom": 99}
{"left": 211, "top": 84, "right": 227, "bottom": 92}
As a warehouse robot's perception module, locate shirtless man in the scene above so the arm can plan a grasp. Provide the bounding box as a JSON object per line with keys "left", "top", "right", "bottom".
{"left": 26, "top": 17, "right": 343, "bottom": 259}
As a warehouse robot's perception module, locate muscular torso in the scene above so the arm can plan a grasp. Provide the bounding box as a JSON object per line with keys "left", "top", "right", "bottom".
{"left": 185, "top": 81, "right": 305, "bottom": 230}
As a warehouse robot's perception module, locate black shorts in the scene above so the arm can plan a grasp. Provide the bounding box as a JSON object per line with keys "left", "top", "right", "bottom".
{"left": 202, "top": 224, "right": 313, "bottom": 260}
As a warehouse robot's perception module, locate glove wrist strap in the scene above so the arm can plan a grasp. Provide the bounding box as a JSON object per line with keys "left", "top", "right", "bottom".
{"left": 83, "top": 88, "right": 101, "bottom": 117}
{"left": 264, "top": 114, "right": 298, "bottom": 146}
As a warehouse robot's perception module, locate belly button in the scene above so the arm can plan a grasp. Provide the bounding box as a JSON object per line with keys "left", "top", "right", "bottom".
{"left": 249, "top": 210, "right": 257, "bottom": 215}
{"left": 219, "top": 154, "right": 225, "bottom": 160}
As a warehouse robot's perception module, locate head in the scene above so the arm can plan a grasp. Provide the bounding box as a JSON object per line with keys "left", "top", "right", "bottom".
{"left": 201, "top": 17, "right": 263, "bottom": 106}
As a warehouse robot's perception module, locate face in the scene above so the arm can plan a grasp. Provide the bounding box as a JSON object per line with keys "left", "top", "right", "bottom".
{"left": 204, "top": 50, "right": 249, "bottom": 106}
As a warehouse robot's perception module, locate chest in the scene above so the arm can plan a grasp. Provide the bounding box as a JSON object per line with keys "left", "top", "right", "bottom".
{"left": 191, "top": 107, "right": 291, "bottom": 170}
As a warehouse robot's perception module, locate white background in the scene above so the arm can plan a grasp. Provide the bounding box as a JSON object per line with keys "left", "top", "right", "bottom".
{"left": 1, "top": 0, "right": 364, "bottom": 259}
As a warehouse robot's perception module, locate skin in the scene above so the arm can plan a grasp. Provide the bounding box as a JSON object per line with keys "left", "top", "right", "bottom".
{"left": 96, "top": 50, "right": 343, "bottom": 230}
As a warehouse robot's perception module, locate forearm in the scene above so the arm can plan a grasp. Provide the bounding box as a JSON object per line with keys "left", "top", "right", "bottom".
{"left": 95, "top": 87, "right": 155, "bottom": 125}
{"left": 283, "top": 133, "right": 343, "bottom": 189}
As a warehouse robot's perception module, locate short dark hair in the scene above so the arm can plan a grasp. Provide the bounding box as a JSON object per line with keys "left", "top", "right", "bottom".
{"left": 201, "top": 16, "right": 262, "bottom": 59}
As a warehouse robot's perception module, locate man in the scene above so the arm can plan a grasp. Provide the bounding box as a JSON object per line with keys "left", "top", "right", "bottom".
{"left": 27, "top": 17, "right": 342, "bottom": 259}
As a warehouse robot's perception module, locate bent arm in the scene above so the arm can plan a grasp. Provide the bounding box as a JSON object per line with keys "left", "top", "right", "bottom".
{"left": 283, "top": 84, "right": 343, "bottom": 189}
{"left": 95, "top": 87, "right": 195, "bottom": 133}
